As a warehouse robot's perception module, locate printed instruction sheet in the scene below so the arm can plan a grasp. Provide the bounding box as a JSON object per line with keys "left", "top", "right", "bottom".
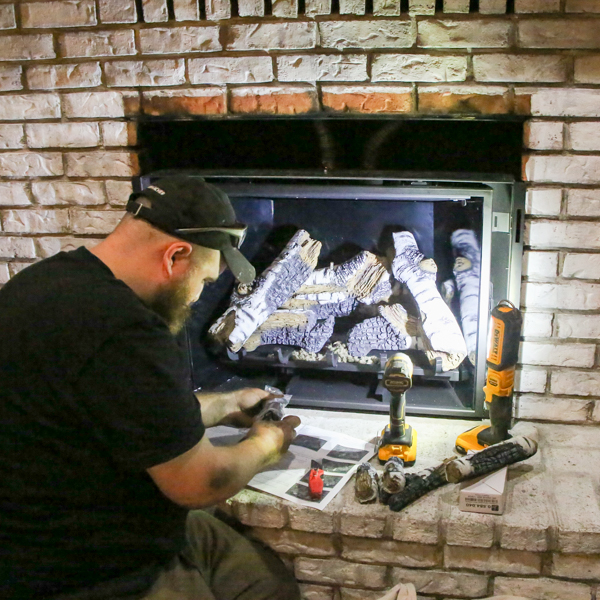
{"left": 207, "top": 424, "right": 376, "bottom": 510}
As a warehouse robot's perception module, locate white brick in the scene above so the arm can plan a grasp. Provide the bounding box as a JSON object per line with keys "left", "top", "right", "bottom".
{"left": 0, "top": 5, "right": 16, "bottom": 29}
{"left": 226, "top": 23, "right": 316, "bottom": 51}
{"left": 524, "top": 121, "right": 563, "bottom": 150}
{"left": 525, "top": 88, "right": 600, "bottom": 117}
{"left": 519, "top": 18, "right": 600, "bottom": 48}
{"left": 65, "top": 151, "right": 138, "bottom": 177}
{"left": 567, "top": 188, "right": 600, "bottom": 217}
{"left": 142, "top": 0, "right": 169, "bottom": 22}
{"left": 443, "top": 0, "right": 469, "bottom": 13}
{"left": 556, "top": 313, "right": 600, "bottom": 339}
{"left": 563, "top": 253, "right": 600, "bottom": 279}
{"left": 409, "top": 0, "right": 435, "bottom": 14}
{"left": 318, "top": 20, "right": 415, "bottom": 50}
{"left": 479, "top": 0, "right": 507, "bottom": 13}
{"left": 0, "top": 183, "right": 31, "bottom": 206}
{"left": 552, "top": 553, "right": 600, "bottom": 580}
{"left": 0, "top": 66, "right": 23, "bottom": 91}
{"left": 254, "top": 528, "right": 335, "bottom": 557}
{"left": 527, "top": 220, "right": 600, "bottom": 249}
{"left": 342, "top": 538, "right": 438, "bottom": 568}
{"left": 494, "top": 576, "right": 591, "bottom": 600}
{"left": 237, "top": 0, "right": 264, "bottom": 16}
{"left": 27, "top": 63, "right": 102, "bottom": 90}
{"left": 418, "top": 19, "right": 512, "bottom": 49}
{"left": 70, "top": 209, "right": 123, "bottom": 234}
{"left": 522, "top": 312, "right": 553, "bottom": 338}
{"left": 295, "top": 558, "right": 387, "bottom": 589}
{"left": 0, "top": 124, "right": 24, "bottom": 149}
{"left": 26, "top": 123, "right": 99, "bottom": 148}
{"left": 474, "top": 54, "right": 567, "bottom": 83}
{"left": 500, "top": 470, "right": 551, "bottom": 552}
{"left": 206, "top": 0, "right": 231, "bottom": 19}
{"left": 229, "top": 489, "right": 288, "bottom": 528}
{"left": 101, "top": 122, "right": 135, "bottom": 146}
{"left": 520, "top": 341, "right": 595, "bottom": 367}
{"left": 22, "top": 1, "right": 97, "bottom": 27}
{"left": 445, "top": 505, "right": 495, "bottom": 548}
{"left": 567, "top": 0, "right": 600, "bottom": 11}
{"left": 569, "top": 122, "right": 600, "bottom": 151}
{"left": 575, "top": 54, "right": 600, "bottom": 84}
{"left": 444, "top": 545, "right": 541, "bottom": 575}
{"left": 391, "top": 492, "right": 439, "bottom": 545}
{"left": 174, "top": 0, "right": 200, "bottom": 20}
{"left": 105, "top": 180, "right": 133, "bottom": 206}
{"left": 277, "top": 55, "right": 367, "bottom": 82}
{"left": 59, "top": 30, "right": 136, "bottom": 58}
{"left": 8, "top": 262, "right": 34, "bottom": 277}
{"left": 515, "top": 368, "right": 547, "bottom": 393}
{"left": 551, "top": 370, "right": 600, "bottom": 396}
{"left": 288, "top": 506, "right": 334, "bottom": 534}
{"left": 554, "top": 474, "right": 600, "bottom": 553}
{"left": 373, "top": 0, "right": 400, "bottom": 16}
{"left": 515, "top": 0, "right": 560, "bottom": 11}
{"left": 35, "top": 236, "right": 99, "bottom": 258}
{"left": 0, "top": 263, "right": 9, "bottom": 283}
{"left": 98, "top": 0, "right": 137, "bottom": 23}
{"left": 525, "top": 155, "right": 600, "bottom": 184}
{"left": 305, "top": 0, "right": 331, "bottom": 16}
{"left": 516, "top": 395, "right": 592, "bottom": 422}
{"left": 32, "top": 181, "right": 106, "bottom": 206}
{"left": 63, "top": 91, "right": 134, "bottom": 118}
{"left": 523, "top": 281, "right": 600, "bottom": 310}
{"left": 339, "top": 513, "right": 386, "bottom": 538}
{"left": 525, "top": 187, "right": 562, "bottom": 215}
{"left": 272, "top": 0, "right": 298, "bottom": 17}
{"left": 0, "top": 94, "right": 60, "bottom": 121}
{"left": 188, "top": 57, "right": 273, "bottom": 85}
{"left": 0, "top": 152, "right": 63, "bottom": 177}
{"left": 0, "top": 237, "right": 36, "bottom": 259}
{"left": 339, "top": 0, "right": 365, "bottom": 15}
{"left": 372, "top": 54, "right": 467, "bottom": 82}
{"left": 2, "top": 209, "right": 69, "bottom": 234}
{"left": 139, "top": 26, "right": 220, "bottom": 54}
{"left": 104, "top": 60, "right": 185, "bottom": 87}
{"left": 299, "top": 584, "right": 334, "bottom": 600}
{"left": 391, "top": 567, "right": 488, "bottom": 597}
{"left": 523, "top": 250, "right": 558, "bottom": 279}
{"left": 0, "top": 34, "right": 55, "bottom": 61}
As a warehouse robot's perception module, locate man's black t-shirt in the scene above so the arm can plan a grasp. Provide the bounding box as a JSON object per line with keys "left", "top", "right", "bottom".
{"left": 0, "top": 248, "right": 205, "bottom": 598}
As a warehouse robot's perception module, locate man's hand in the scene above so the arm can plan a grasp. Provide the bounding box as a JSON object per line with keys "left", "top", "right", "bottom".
{"left": 246, "top": 415, "right": 302, "bottom": 465}
{"left": 220, "top": 387, "right": 281, "bottom": 428}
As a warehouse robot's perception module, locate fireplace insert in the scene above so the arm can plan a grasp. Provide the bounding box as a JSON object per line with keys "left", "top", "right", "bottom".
{"left": 136, "top": 171, "right": 524, "bottom": 418}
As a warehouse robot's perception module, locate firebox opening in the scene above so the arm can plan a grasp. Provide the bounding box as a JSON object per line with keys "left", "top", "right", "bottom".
{"left": 136, "top": 117, "right": 524, "bottom": 419}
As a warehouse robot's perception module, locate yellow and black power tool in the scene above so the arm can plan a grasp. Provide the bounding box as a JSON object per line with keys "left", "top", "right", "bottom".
{"left": 378, "top": 353, "right": 417, "bottom": 466}
{"left": 455, "top": 300, "right": 522, "bottom": 454}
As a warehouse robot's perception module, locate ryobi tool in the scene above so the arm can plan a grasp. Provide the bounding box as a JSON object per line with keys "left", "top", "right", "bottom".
{"left": 378, "top": 353, "right": 417, "bottom": 466}
{"left": 455, "top": 299, "right": 522, "bottom": 455}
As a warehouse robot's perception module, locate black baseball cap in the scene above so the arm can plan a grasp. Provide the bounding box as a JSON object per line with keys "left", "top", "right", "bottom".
{"left": 126, "top": 176, "right": 256, "bottom": 284}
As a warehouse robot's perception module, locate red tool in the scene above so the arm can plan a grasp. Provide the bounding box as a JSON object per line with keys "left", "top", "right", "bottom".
{"left": 308, "top": 460, "right": 324, "bottom": 500}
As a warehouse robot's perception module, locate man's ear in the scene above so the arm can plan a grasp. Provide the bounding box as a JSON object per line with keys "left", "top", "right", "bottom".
{"left": 162, "top": 242, "right": 193, "bottom": 278}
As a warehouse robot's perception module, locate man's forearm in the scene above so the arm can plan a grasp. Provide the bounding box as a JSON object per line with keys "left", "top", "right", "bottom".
{"left": 195, "top": 391, "right": 233, "bottom": 427}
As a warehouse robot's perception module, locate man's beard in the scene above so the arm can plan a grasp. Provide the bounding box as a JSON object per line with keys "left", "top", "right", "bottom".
{"left": 147, "top": 277, "right": 195, "bottom": 335}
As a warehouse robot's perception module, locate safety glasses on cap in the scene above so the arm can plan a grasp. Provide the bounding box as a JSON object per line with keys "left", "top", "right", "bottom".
{"left": 174, "top": 224, "right": 247, "bottom": 248}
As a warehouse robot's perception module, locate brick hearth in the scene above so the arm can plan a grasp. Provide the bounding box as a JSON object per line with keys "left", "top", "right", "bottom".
{"left": 1, "top": 1, "right": 600, "bottom": 598}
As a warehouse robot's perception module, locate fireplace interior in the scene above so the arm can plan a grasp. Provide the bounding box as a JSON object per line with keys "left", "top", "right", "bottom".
{"left": 136, "top": 117, "right": 525, "bottom": 418}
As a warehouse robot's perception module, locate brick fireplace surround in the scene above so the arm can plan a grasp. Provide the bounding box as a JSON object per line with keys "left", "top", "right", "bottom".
{"left": 2, "top": 0, "right": 600, "bottom": 598}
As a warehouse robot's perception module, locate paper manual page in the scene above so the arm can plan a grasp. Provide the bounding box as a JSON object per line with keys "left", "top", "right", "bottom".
{"left": 207, "top": 424, "right": 376, "bottom": 510}
{"left": 459, "top": 466, "right": 507, "bottom": 515}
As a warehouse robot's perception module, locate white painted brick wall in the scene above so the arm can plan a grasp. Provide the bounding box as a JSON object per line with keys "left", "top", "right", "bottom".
{"left": 0, "top": 124, "right": 24, "bottom": 149}
{"left": 295, "top": 558, "right": 387, "bottom": 588}
{"left": 569, "top": 122, "right": 600, "bottom": 151}
{"left": 493, "top": 576, "right": 591, "bottom": 599}
{"left": 226, "top": 23, "right": 316, "bottom": 51}
{"left": 567, "top": 0, "right": 600, "bottom": 12}
{"left": 523, "top": 250, "right": 558, "bottom": 279}
{"left": 339, "top": 0, "right": 366, "bottom": 16}
{"left": 276, "top": 55, "right": 367, "bottom": 82}
{"left": 567, "top": 188, "right": 600, "bottom": 217}
{"left": 474, "top": 54, "right": 567, "bottom": 82}
{"left": 373, "top": 0, "right": 400, "bottom": 16}
{"left": 65, "top": 152, "right": 138, "bottom": 177}
{"left": 520, "top": 341, "right": 595, "bottom": 367}
{"left": 391, "top": 567, "right": 489, "bottom": 597}
{"left": 35, "top": 236, "right": 98, "bottom": 258}
{"left": 575, "top": 54, "right": 600, "bottom": 83}
{"left": 552, "top": 553, "right": 600, "bottom": 580}
{"left": 524, "top": 88, "right": 600, "bottom": 117}
{"left": 524, "top": 121, "right": 563, "bottom": 150}
{"left": 521, "top": 312, "right": 553, "bottom": 338}
{"left": 479, "top": 0, "right": 507, "bottom": 13}
{"left": 527, "top": 221, "right": 600, "bottom": 249}
{"left": 0, "top": 94, "right": 60, "bottom": 121}
{"left": 0, "top": 182, "right": 31, "bottom": 206}
{"left": 32, "top": 181, "right": 106, "bottom": 206}
{"left": 372, "top": 54, "right": 467, "bottom": 82}
{"left": 341, "top": 538, "right": 439, "bottom": 568}
{"left": 98, "top": 0, "right": 137, "bottom": 23}
{"left": 0, "top": 237, "right": 36, "bottom": 259}
{"left": 525, "top": 155, "right": 600, "bottom": 184}
{"left": 444, "top": 545, "right": 541, "bottom": 575}
{"left": 0, "top": 66, "right": 23, "bottom": 92}
{"left": 26, "top": 123, "right": 100, "bottom": 148}
{"left": 21, "top": 0, "right": 97, "bottom": 28}
{"left": 101, "top": 122, "right": 134, "bottom": 146}
{"left": 418, "top": 19, "right": 512, "bottom": 48}
{"left": 70, "top": 209, "right": 124, "bottom": 234}
{"left": 0, "top": 263, "right": 9, "bottom": 284}
{"left": 516, "top": 395, "right": 592, "bottom": 422}
{"left": 525, "top": 187, "right": 562, "bottom": 215}
{"left": 0, "top": 152, "right": 63, "bottom": 177}
{"left": 2, "top": 209, "right": 70, "bottom": 234}
{"left": 515, "top": 368, "right": 547, "bottom": 393}
{"left": 105, "top": 180, "right": 133, "bottom": 206}
{"left": 515, "top": 0, "right": 560, "bottom": 12}
{"left": 59, "top": 30, "right": 136, "bottom": 58}
{"left": 139, "top": 26, "right": 220, "bottom": 54}
{"left": 523, "top": 281, "right": 600, "bottom": 310}
{"left": 188, "top": 57, "right": 273, "bottom": 84}
{"left": 0, "top": 35, "right": 55, "bottom": 61}
{"left": 563, "top": 253, "right": 600, "bottom": 279}
{"left": 62, "top": 92, "right": 131, "bottom": 118}
{"left": 142, "top": 0, "right": 169, "bottom": 22}
{"left": 551, "top": 370, "right": 600, "bottom": 396}
{"left": 318, "top": 20, "right": 415, "bottom": 50}
{"left": 104, "top": 60, "right": 186, "bottom": 87}
{"left": 556, "top": 314, "right": 600, "bottom": 339}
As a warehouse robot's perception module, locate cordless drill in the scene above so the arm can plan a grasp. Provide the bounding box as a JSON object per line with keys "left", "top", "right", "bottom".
{"left": 455, "top": 300, "right": 522, "bottom": 454}
{"left": 378, "top": 353, "right": 417, "bottom": 466}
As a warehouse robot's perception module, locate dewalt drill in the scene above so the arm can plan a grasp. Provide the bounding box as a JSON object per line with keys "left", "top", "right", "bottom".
{"left": 378, "top": 353, "right": 417, "bottom": 466}
{"left": 455, "top": 300, "right": 522, "bottom": 454}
